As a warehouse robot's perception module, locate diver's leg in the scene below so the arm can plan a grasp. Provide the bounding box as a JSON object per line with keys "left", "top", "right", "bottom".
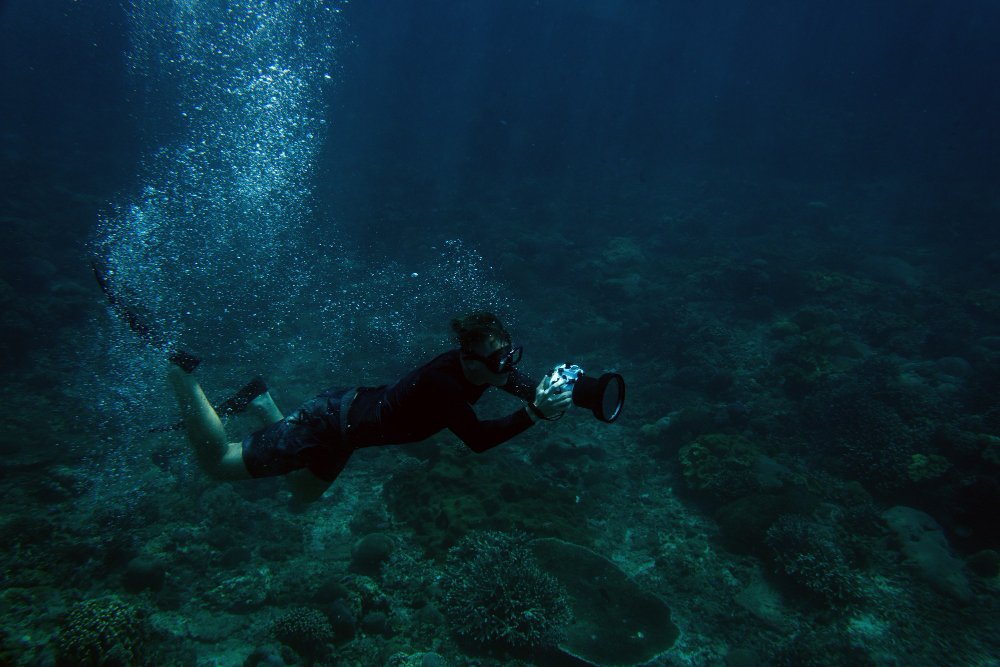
{"left": 248, "top": 392, "right": 283, "bottom": 429}
{"left": 167, "top": 366, "right": 250, "bottom": 480}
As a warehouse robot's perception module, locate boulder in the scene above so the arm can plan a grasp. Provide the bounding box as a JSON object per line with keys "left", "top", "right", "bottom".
{"left": 350, "top": 533, "right": 394, "bottom": 575}
{"left": 882, "top": 506, "right": 972, "bottom": 603}
{"left": 530, "top": 538, "right": 678, "bottom": 666}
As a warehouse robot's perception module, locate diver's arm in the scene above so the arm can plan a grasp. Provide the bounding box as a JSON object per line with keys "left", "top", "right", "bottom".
{"left": 447, "top": 400, "right": 534, "bottom": 453}
{"left": 502, "top": 368, "right": 539, "bottom": 402}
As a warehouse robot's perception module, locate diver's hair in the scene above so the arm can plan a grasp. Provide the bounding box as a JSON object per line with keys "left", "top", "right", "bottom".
{"left": 450, "top": 311, "right": 511, "bottom": 351}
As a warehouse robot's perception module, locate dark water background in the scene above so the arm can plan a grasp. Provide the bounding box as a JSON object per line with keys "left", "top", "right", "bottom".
{"left": 2, "top": 1, "right": 999, "bottom": 665}
{"left": 3, "top": 0, "right": 999, "bottom": 349}
{"left": 324, "top": 0, "right": 1000, "bottom": 244}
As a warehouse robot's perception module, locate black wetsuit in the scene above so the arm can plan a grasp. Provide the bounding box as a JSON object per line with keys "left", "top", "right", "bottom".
{"left": 242, "top": 350, "right": 537, "bottom": 481}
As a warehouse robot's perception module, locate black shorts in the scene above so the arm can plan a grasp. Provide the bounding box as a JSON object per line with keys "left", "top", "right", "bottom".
{"left": 242, "top": 387, "right": 357, "bottom": 482}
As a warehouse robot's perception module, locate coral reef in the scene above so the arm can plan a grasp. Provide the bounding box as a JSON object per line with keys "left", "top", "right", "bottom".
{"left": 56, "top": 596, "right": 147, "bottom": 667}
{"left": 441, "top": 531, "right": 571, "bottom": 649}
{"left": 383, "top": 446, "right": 591, "bottom": 557}
{"left": 678, "top": 433, "right": 760, "bottom": 503}
{"left": 801, "top": 363, "right": 932, "bottom": 494}
{"left": 6, "top": 103, "right": 1000, "bottom": 667}
{"left": 270, "top": 607, "right": 335, "bottom": 660}
{"left": 765, "top": 515, "right": 861, "bottom": 603}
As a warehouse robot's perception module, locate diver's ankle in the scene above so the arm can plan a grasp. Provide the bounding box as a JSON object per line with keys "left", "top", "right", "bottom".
{"left": 250, "top": 392, "right": 272, "bottom": 409}
{"left": 167, "top": 364, "right": 192, "bottom": 385}
{"left": 249, "top": 391, "right": 282, "bottom": 423}
{"left": 168, "top": 350, "right": 201, "bottom": 373}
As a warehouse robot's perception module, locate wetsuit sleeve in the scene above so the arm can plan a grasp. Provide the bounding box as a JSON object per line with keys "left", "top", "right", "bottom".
{"left": 445, "top": 400, "right": 535, "bottom": 453}
{"left": 501, "top": 368, "right": 539, "bottom": 403}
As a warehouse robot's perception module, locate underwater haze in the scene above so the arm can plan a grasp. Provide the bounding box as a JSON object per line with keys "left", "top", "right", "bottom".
{"left": 2, "top": 1, "right": 999, "bottom": 665}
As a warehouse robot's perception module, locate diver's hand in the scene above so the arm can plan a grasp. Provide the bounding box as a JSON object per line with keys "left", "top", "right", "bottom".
{"left": 532, "top": 374, "right": 573, "bottom": 420}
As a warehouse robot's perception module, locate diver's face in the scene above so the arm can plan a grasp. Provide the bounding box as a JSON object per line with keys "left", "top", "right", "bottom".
{"left": 463, "top": 336, "right": 511, "bottom": 387}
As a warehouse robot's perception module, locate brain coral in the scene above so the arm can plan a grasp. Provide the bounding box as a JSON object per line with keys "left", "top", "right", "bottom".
{"left": 56, "top": 596, "right": 146, "bottom": 667}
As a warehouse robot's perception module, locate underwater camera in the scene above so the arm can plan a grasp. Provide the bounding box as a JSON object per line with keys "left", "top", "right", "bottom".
{"left": 550, "top": 363, "right": 625, "bottom": 423}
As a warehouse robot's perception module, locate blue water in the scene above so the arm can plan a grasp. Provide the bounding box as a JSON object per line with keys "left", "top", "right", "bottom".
{"left": 2, "top": 1, "right": 999, "bottom": 665}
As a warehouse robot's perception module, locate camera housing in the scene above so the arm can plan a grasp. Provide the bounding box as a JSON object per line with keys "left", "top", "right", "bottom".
{"left": 550, "top": 363, "right": 625, "bottom": 423}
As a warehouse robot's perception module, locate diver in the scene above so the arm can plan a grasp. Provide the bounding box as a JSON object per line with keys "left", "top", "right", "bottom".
{"left": 93, "top": 263, "right": 623, "bottom": 503}
{"left": 166, "top": 311, "right": 572, "bottom": 503}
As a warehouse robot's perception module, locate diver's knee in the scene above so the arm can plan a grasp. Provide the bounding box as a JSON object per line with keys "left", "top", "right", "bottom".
{"left": 201, "top": 443, "right": 252, "bottom": 481}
